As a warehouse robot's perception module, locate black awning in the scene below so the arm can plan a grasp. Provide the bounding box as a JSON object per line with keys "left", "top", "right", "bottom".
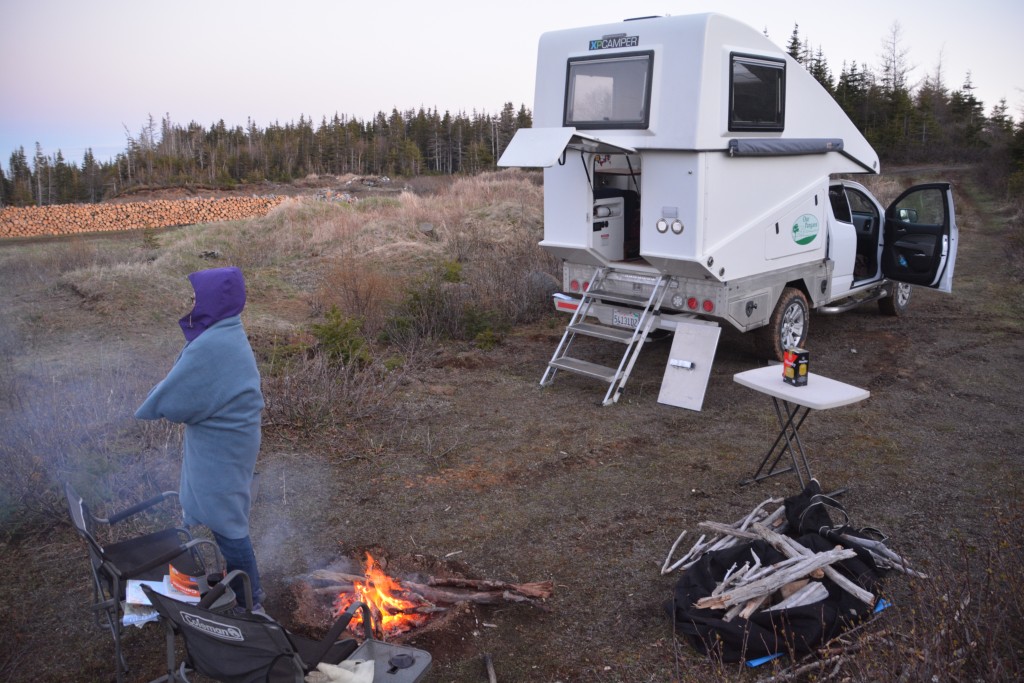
{"left": 727, "top": 138, "right": 844, "bottom": 157}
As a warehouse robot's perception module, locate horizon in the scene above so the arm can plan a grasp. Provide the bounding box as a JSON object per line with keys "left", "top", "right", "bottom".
{"left": 2, "top": 0, "right": 1021, "bottom": 172}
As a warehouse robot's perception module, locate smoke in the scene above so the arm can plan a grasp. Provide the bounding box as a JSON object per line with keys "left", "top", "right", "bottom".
{"left": 0, "top": 337, "right": 184, "bottom": 521}
{"left": 249, "top": 451, "right": 357, "bottom": 582}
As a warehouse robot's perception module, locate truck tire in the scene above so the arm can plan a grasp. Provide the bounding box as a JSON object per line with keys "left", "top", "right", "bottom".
{"left": 754, "top": 287, "right": 809, "bottom": 361}
{"left": 878, "top": 281, "right": 912, "bottom": 316}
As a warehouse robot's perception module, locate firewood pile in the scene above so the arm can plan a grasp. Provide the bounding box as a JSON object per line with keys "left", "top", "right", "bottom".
{"left": 663, "top": 493, "right": 924, "bottom": 623}
{"left": 0, "top": 195, "right": 289, "bottom": 238}
{"left": 662, "top": 490, "right": 932, "bottom": 680}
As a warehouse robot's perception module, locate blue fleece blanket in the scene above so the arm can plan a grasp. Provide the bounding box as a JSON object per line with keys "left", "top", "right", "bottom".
{"left": 136, "top": 315, "right": 264, "bottom": 539}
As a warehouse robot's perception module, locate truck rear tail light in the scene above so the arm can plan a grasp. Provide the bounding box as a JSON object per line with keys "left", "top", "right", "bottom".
{"left": 687, "top": 297, "right": 698, "bottom": 310}
{"left": 570, "top": 279, "right": 581, "bottom": 292}
{"left": 702, "top": 299, "right": 714, "bottom": 313}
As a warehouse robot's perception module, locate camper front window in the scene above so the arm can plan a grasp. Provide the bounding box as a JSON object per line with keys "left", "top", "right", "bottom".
{"left": 564, "top": 51, "right": 653, "bottom": 129}
{"left": 729, "top": 53, "right": 785, "bottom": 131}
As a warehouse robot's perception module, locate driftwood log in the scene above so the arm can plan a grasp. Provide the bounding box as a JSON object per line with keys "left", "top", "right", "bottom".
{"left": 661, "top": 497, "right": 787, "bottom": 575}
{"left": 695, "top": 547, "right": 857, "bottom": 610}
{"left": 302, "top": 569, "right": 553, "bottom": 608}
{"left": 748, "top": 522, "right": 876, "bottom": 607}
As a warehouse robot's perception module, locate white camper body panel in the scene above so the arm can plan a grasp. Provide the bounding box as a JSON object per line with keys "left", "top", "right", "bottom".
{"left": 639, "top": 153, "right": 836, "bottom": 282}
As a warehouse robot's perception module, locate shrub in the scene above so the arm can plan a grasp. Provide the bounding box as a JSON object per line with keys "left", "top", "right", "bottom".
{"left": 379, "top": 262, "right": 475, "bottom": 346}
{"left": 440, "top": 259, "right": 462, "bottom": 283}
{"left": 310, "top": 306, "right": 371, "bottom": 367}
{"left": 311, "top": 258, "right": 400, "bottom": 339}
{"left": 259, "top": 351, "right": 407, "bottom": 434}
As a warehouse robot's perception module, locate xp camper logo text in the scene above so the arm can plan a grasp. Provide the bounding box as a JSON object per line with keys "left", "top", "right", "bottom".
{"left": 590, "top": 34, "right": 639, "bottom": 50}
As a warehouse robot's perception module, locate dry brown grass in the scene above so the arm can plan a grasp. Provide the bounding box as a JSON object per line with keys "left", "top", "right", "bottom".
{"left": 3, "top": 170, "right": 551, "bottom": 535}
{"left": 3, "top": 167, "right": 1024, "bottom": 682}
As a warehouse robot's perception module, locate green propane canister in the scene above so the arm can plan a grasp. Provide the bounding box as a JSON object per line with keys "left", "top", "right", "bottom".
{"left": 782, "top": 348, "right": 809, "bottom": 386}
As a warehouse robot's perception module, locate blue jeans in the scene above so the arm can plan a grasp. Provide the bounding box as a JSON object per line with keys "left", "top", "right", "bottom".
{"left": 212, "top": 531, "right": 264, "bottom": 606}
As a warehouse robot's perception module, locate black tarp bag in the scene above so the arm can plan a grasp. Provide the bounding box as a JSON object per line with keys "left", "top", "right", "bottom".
{"left": 665, "top": 484, "right": 885, "bottom": 663}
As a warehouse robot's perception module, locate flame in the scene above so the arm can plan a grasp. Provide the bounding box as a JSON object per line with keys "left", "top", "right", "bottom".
{"left": 335, "top": 552, "right": 429, "bottom": 636}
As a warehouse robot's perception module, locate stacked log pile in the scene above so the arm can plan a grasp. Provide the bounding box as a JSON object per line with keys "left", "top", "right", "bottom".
{"left": 0, "top": 195, "right": 289, "bottom": 238}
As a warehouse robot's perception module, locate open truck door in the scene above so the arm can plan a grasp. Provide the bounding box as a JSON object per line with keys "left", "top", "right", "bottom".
{"left": 881, "top": 183, "right": 958, "bottom": 293}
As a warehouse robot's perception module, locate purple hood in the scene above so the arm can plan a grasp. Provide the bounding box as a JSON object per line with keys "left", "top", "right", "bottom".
{"left": 179, "top": 266, "right": 247, "bottom": 342}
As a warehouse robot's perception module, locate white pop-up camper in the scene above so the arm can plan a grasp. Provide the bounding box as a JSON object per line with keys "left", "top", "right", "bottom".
{"left": 499, "top": 12, "right": 958, "bottom": 410}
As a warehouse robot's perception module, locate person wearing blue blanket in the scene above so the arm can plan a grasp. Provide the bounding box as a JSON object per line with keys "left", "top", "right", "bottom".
{"left": 136, "top": 266, "right": 267, "bottom": 609}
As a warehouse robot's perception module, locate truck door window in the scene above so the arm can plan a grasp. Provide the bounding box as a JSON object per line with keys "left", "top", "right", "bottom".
{"left": 847, "top": 189, "right": 877, "bottom": 218}
{"left": 829, "top": 186, "right": 852, "bottom": 223}
{"left": 891, "top": 188, "right": 945, "bottom": 225}
{"left": 564, "top": 51, "right": 653, "bottom": 130}
{"left": 729, "top": 53, "right": 785, "bottom": 131}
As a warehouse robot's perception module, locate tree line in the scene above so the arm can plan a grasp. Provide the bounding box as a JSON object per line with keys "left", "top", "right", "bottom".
{"left": 2, "top": 22, "right": 1023, "bottom": 208}
{"left": 785, "top": 22, "right": 1022, "bottom": 195}
{"left": 0, "top": 104, "right": 532, "bottom": 207}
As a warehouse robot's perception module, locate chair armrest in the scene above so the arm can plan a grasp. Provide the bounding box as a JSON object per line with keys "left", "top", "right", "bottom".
{"left": 112, "top": 536, "right": 222, "bottom": 580}
{"left": 119, "top": 543, "right": 196, "bottom": 578}
{"left": 104, "top": 491, "right": 179, "bottom": 524}
{"left": 198, "top": 569, "right": 252, "bottom": 610}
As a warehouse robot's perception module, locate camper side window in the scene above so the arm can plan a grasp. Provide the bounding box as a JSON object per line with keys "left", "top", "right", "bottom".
{"left": 729, "top": 53, "right": 785, "bottom": 132}
{"left": 564, "top": 51, "right": 653, "bottom": 129}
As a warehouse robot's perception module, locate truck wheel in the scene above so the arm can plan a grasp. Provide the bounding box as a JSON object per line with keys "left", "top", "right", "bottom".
{"left": 755, "top": 287, "right": 809, "bottom": 361}
{"left": 879, "top": 281, "right": 912, "bottom": 316}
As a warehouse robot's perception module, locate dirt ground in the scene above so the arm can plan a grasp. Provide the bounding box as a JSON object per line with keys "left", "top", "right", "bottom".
{"left": 0, "top": 171, "right": 1021, "bottom": 682}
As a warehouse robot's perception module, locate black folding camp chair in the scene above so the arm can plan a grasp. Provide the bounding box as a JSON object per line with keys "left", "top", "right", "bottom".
{"left": 143, "top": 570, "right": 431, "bottom": 683}
{"left": 64, "top": 481, "right": 222, "bottom": 683}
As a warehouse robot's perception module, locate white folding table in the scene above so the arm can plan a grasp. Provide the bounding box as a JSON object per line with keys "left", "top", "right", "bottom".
{"left": 733, "top": 365, "right": 869, "bottom": 488}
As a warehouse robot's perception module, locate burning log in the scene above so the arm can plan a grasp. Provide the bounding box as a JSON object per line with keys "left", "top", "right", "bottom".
{"left": 404, "top": 581, "right": 545, "bottom": 606}
{"left": 426, "top": 577, "right": 554, "bottom": 600}
{"left": 300, "top": 555, "right": 553, "bottom": 640}
{"left": 304, "top": 569, "right": 551, "bottom": 606}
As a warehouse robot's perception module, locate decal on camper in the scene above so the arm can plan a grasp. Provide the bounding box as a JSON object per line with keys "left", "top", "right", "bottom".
{"left": 792, "top": 215, "right": 820, "bottom": 245}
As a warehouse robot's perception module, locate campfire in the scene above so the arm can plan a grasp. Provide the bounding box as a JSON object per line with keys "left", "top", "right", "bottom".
{"left": 334, "top": 552, "right": 432, "bottom": 636}
{"left": 297, "top": 551, "right": 554, "bottom": 640}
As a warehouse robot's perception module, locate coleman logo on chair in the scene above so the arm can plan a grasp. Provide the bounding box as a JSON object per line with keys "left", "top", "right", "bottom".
{"left": 182, "top": 613, "right": 245, "bottom": 642}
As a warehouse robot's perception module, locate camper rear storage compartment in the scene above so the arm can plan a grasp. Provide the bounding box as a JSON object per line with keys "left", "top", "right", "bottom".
{"left": 591, "top": 196, "right": 625, "bottom": 260}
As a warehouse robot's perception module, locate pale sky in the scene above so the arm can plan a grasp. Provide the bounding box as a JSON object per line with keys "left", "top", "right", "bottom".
{"left": 2, "top": 0, "right": 1021, "bottom": 169}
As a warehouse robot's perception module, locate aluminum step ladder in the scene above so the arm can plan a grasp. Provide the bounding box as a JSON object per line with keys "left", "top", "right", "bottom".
{"left": 541, "top": 267, "right": 671, "bottom": 405}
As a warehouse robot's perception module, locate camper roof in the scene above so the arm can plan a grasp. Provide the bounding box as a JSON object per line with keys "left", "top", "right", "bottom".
{"left": 522, "top": 13, "right": 877, "bottom": 174}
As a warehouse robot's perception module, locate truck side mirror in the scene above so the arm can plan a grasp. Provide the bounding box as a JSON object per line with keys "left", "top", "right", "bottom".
{"left": 898, "top": 208, "right": 919, "bottom": 223}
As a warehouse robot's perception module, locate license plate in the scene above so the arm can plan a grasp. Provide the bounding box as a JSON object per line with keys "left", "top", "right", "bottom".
{"left": 612, "top": 309, "right": 640, "bottom": 329}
